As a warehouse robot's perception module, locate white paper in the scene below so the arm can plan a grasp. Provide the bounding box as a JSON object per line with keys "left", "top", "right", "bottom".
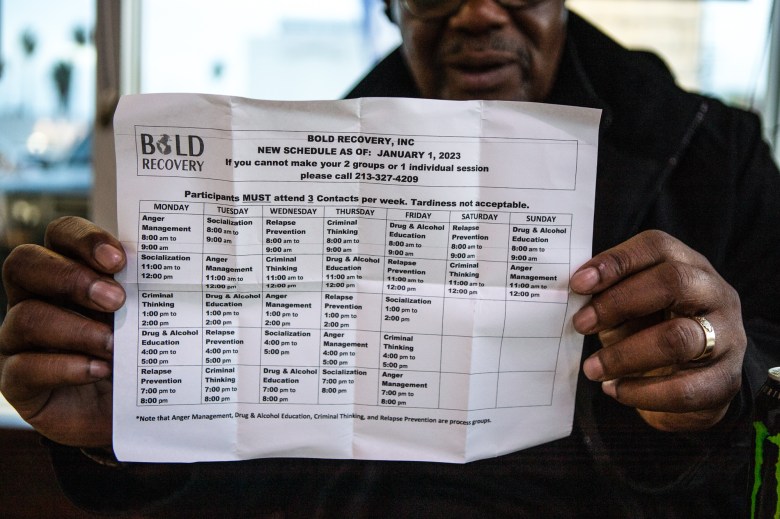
{"left": 112, "top": 94, "right": 600, "bottom": 463}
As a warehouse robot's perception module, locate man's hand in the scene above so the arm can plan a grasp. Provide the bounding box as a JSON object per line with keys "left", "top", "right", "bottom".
{"left": 571, "top": 230, "right": 746, "bottom": 432}
{"left": 0, "top": 216, "right": 126, "bottom": 448}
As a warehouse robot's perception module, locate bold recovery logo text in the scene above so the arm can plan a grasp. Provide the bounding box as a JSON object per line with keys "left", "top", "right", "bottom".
{"left": 140, "top": 133, "right": 205, "bottom": 173}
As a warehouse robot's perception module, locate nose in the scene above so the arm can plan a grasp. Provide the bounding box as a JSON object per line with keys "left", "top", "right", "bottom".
{"left": 449, "top": 0, "right": 512, "bottom": 33}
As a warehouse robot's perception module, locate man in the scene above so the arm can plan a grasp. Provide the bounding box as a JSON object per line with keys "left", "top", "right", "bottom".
{"left": 1, "top": 0, "right": 778, "bottom": 516}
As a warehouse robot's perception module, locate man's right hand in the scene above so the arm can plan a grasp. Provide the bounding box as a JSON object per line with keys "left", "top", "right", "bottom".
{"left": 0, "top": 216, "right": 126, "bottom": 448}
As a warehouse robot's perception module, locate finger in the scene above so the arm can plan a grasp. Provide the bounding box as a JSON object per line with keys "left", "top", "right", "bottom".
{"left": 0, "top": 352, "right": 111, "bottom": 417}
{"left": 3, "top": 244, "right": 126, "bottom": 311}
{"left": 570, "top": 230, "right": 710, "bottom": 295}
{"left": 584, "top": 316, "right": 723, "bottom": 381}
{"left": 597, "top": 313, "right": 664, "bottom": 348}
{"left": 0, "top": 300, "right": 113, "bottom": 359}
{"left": 600, "top": 364, "right": 741, "bottom": 415}
{"left": 573, "top": 260, "right": 726, "bottom": 334}
{"left": 44, "top": 216, "right": 126, "bottom": 274}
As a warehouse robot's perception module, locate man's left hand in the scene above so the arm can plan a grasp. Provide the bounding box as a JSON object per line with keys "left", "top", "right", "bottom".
{"left": 571, "top": 230, "right": 746, "bottom": 432}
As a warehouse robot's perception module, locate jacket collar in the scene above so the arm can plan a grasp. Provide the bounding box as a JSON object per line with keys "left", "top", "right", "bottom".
{"left": 551, "top": 11, "right": 709, "bottom": 253}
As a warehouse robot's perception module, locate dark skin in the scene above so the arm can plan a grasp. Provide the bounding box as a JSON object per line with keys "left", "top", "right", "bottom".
{"left": 0, "top": 217, "right": 121, "bottom": 447}
{"left": 570, "top": 231, "right": 744, "bottom": 431}
{"left": 0, "top": 1, "right": 747, "bottom": 450}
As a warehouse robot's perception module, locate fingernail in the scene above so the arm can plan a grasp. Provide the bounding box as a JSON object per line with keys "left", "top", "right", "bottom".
{"left": 89, "top": 360, "right": 112, "bottom": 379}
{"left": 94, "top": 243, "right": 123, "bottom": 271}
{"left": 583, "top": 355, "right": 604, "bottom": 381}
{"left": 89, "top": 280, "right": 125, "bottom": 310}
{"left": 573, "top": 306, "right": 598, "bottom": 333}
{"left": 602, "top": 380, "right": 617, "bottom": 399}
{"left": 571, "top": 267, "right": 600, "bottom": 293}
{"left": 106, "top": 333, "right": 114, "bottom": 352}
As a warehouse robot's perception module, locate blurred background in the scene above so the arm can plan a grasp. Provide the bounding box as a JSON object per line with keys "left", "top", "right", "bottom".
{"left": 0, "top": 0, "right": 778, "bottom": 515}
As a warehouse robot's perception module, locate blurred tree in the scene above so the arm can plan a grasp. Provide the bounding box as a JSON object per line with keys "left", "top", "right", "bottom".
{"left": 19, "top": 28, "right": 38, "bottom": 114}
{"left": 20, "top": 28, "right": 37, "bottom": 57}
{"left": 73, "top": 26, "right": 87, "bottom": 46}
{"left": 52, "top": 61, "right": 73, "bottom": 114}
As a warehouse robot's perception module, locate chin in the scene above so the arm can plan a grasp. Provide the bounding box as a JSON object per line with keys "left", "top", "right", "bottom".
{"left": 444, "top": 89, "right": 531, "bottom": 102}
{"left": 438, "top": 79, "right": 534, "bottom": 102}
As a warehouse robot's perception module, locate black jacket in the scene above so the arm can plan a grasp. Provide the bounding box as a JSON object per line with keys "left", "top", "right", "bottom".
{"left": 50, "top": 11, "right": 780, "bottom": 518}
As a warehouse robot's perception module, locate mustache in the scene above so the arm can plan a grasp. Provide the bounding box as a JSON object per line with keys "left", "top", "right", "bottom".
{"left": 440, "top": 34, "right": 532, "bottom": 70}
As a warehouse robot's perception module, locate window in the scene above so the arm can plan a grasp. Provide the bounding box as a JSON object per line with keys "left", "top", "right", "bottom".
{"left": 135, "top": 0, "right": 400, "bottom": 100}
{"left": 0, "top": 1, "right": 95, "bottom": 286}
{"left": 0, "top": 0, "right": 96, "bottom": 427}
{"left": 567, "top": 0, "right": 776, "bottom": 122}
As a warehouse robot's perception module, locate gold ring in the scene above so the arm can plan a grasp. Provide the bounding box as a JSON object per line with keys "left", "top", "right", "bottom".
{"left": 690, "top": 316, "right": 715, "bottom": 361}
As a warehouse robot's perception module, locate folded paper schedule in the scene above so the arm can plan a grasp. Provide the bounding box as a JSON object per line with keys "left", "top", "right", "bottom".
{"left": 112, "top": 94, "right": 600, "bottom": 463}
